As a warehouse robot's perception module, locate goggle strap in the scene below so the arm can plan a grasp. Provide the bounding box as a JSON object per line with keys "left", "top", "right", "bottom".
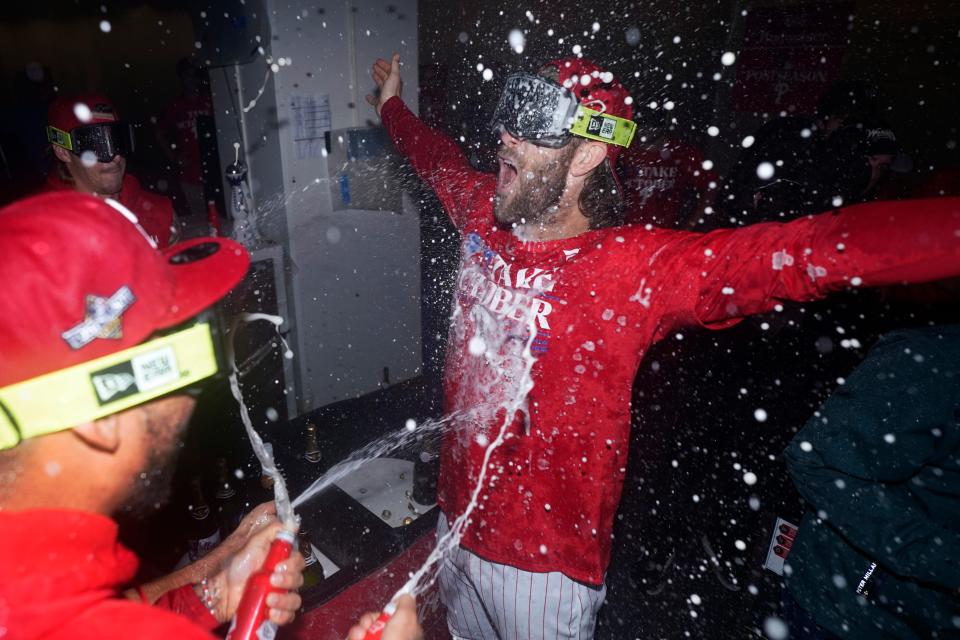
{"left": 46, "top": 126, "right": 74, "bottom": 152}
{"left": 0, "top": 399, "right": 22, "bottom": 450}
{"left": 570, "top": 106, "right": 637, "bottom": 148}
{"left": 0, "top": 323, "right": 219, "bottom": 450}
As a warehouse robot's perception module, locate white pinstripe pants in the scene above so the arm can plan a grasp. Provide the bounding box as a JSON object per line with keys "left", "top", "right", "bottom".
{"left": 437, "top": 513, "right": 607, "bottom": 640}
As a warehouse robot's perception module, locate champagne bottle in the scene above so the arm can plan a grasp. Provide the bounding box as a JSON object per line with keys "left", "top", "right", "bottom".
{"left": 186, "top": 476, "right": 221, "bottom": 562}
{"left": 215, "top": 457, "right": 245, "bottom": 538}
{"left": 304, "top": 423, "right": 322, "bottom": 463}
{"left": 224, "top": 530, "right": 294, "bottom": 640}
{"left": 297, "top": 528, "right": 325, "bottom": 588}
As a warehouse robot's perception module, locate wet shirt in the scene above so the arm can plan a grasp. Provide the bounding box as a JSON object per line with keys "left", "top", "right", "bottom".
{"left": 380, "top": 96, "right": 960, "bottom": 585}
{"left": 0, "top": 509, "right": 217, "bottom": 640}
{"left": 42, "top": 172, "right": 176, "bottom": 247}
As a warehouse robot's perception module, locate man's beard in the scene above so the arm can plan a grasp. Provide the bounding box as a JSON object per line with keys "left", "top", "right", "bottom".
{"left": 494, "top": 146, "right": 575, "bottom": 227}
{"left": 115, "top": 405, "right": 186, "bottom": 522}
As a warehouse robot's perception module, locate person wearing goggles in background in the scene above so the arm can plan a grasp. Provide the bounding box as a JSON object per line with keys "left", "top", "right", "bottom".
{"left": 41, "top": 93, "right": 176, "bottom": 246}
{"left": 0, "top": 192, "right": 306, "bottom": 639}
{"left": 366, "top": 52, "right": 960, "bottom": 639}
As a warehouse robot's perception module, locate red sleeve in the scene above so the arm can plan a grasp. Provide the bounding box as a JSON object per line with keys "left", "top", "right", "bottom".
{"left": 671, "top": 197, "right": 960, "bottom": 327}
{"left": 152, "top": 584, "right": 219, "bottom": 631}
{"left": 380, "top": 96, "right": 494, "bottom": 230}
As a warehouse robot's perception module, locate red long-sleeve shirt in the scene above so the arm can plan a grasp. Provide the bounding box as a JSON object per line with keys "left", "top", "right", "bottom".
{"left": 380, "top": 96, "right": 960, "bottom": 585}
{"left": 0, "top": 510, "right": 218, "bottom": 639}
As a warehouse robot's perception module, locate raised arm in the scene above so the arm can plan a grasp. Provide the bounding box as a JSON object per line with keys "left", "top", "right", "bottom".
{"left": 367, "top": 54, "right": 493, "bottom": 229}
{"left": 673, "top": 198, "right": 960, "bottom": 327}
{"left": 783, "top": 327, "right": 960, "bottom": 588}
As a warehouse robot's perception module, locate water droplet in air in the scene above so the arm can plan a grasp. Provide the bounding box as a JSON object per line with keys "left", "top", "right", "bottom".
{"left": 763, "top": 616, "right": 789, "bottom": 640}
{"left": 468, "top": 336, "right": 486, "bottom": 356}
{"left": 74, "top": 103, "right": 92, "bottom": 123}
{"left": 508, "top": 29, "right": 525, "bottom": 54}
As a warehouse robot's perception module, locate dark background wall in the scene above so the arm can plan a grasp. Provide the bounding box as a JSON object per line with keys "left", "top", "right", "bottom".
{"left": 2, "top": 0, "right": 957, "bottom": 183}
{"left": 417, "top": 0, "right": 960, "bottom": 174}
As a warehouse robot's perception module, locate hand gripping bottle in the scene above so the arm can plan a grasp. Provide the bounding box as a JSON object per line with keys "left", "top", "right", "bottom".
{"left": 225, "top": 529, "right": 295, "bottom": 640}
{"left": 361, "top": 601, "right": 398, "bottom": 640}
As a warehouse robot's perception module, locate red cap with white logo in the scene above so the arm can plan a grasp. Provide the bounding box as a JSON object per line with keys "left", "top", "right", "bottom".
{"left": 47, "top": 93, "right": 119, "bottom": 133}
{"left": 0, "top": 192, "right": 250, "bottom": 388}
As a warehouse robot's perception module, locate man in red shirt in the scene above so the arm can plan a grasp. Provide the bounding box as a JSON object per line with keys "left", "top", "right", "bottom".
{"left": 43, "top": 93, "right": 176, "bottom": 246}
{"left": 0, "top": 193, "right": 304, "bottom": 639}
{"left": 366, "top": 54, "right": 960, "bottom": 639}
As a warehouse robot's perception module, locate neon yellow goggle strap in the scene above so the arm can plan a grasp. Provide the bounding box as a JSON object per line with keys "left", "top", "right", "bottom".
{"left": 0, "top": 322, "right": 219, "bottom": 451}
{"left": 46, "top": 125, "right": 74, "bottom": 151}
{"left": 570, "top": 106, "right": 637, "bottom": 148}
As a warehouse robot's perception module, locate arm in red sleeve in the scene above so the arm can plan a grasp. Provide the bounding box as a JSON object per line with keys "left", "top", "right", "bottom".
{"left": 379, "top": 96, "right": 494, "bottom": 230}
{"left": 679, "top": 197, "right": 960, "bottom": 326}
{"left": 151, "top": 584, "right": 219, "bottom": 631}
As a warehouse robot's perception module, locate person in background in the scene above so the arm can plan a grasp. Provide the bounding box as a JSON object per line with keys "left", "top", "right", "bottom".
{"left": 714, "top": 81, "right": 910, "bottom": 227}
{"left": 43, "top": 92, "right": 176, "bottom": 246}
{"left": 618, "top": 104, "right": 717, "bottom": 228}
{"left": 783, "top": 325, "right": 960, "bottom": 639}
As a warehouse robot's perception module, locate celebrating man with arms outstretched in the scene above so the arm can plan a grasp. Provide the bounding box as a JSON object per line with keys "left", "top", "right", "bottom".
{"left": 367, "top": 53, "right": 960, "bottom": 639}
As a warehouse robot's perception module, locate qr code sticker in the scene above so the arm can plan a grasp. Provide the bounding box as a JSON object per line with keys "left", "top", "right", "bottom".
{"left": 599, "top": 118, "right": 616, "bottom": 139}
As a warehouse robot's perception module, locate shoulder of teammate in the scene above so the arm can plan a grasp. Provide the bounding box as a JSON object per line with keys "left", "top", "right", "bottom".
{"left": 63, "top": 598, "right": 218, "bottom": 640}
{"left": 119, "top": 174, "right": 176, "bottom": 246}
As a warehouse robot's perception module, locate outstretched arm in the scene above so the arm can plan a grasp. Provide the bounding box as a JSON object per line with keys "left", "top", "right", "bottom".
{"left": 367, "top": 53, "right": 493, "bottom": 230}
{"left": 673, "top": 198, "right": 960, "bottom": 327}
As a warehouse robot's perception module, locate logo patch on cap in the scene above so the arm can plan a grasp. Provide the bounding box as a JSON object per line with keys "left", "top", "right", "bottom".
{"left": 587, "top": 115, "right": 617, "bottom": 140}
{"left": 90, "top": 103, "right": 117, "bottom": 122}
{"left": 62, "top": 285, "right": 136, "bottom": 350}
{"left": 89, "top": 346, "right": 180, "bottom": 404}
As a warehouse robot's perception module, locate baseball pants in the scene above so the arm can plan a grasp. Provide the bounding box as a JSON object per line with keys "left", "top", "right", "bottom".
{"left": 437, "top": 513, "right": 607, "bottom": 640}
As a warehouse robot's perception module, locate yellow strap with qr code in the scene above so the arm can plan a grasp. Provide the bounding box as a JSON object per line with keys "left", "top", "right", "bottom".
{"left": 0, "top": 323, "right": 218, "bottom": 450}
{"left": 46, "top": 125, "right": 74, "bottom": 151}
{"left": 570, "top": 106, "right": 637, "bottom": 148}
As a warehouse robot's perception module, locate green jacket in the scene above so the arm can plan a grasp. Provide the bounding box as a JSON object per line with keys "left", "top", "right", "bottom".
{"left": 784, "top": 325, "right": 960, "bottom": 639}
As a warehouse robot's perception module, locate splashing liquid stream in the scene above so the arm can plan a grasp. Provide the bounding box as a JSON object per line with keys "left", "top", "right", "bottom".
{"left": 227, "top": 245, "right": 541, "bottom": 627}
{"left": 227, "top": 312, "right": 297, "bottom": 529}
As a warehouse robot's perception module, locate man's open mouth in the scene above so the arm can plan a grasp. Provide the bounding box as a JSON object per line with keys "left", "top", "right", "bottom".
{"left": 497, "top": 156, "right": 518, "bottom": 193}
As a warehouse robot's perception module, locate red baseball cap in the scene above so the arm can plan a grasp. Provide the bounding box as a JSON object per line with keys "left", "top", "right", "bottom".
{"left": 47, "top": 93, "right": 119, "bottom": 134}
{"left": 0, "top": 192, "right": 250, "bottom": 388}
{"left": 543, "top": 57, "right": 635, "bottom": 169}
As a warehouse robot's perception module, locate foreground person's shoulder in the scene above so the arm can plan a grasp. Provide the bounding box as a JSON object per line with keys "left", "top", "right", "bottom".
{"left": 63, "top": 598, "right": 217, "bottom": 640}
